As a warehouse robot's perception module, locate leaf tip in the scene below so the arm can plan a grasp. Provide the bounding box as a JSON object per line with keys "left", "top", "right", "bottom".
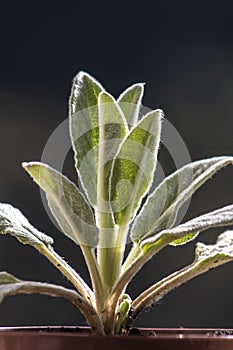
{"left": 98, "top": 90, "right": 115, "bottom": 102}
{"left": 22, "top": 161, "right": 40, "bottom": 171}
{"left": 131, "top": 82, "right": 146, "bottom": 89}
{"left": 22, "top": 162, "right": 29, "bottom": 169}
{"left": 157, "top": 108, "right": 164, "bottom": 118}
{"left": 73, "top": 70, "right": 89, "bottom": 82}
{"left": 72, "top": 70, "right": 104, "bottom": 90}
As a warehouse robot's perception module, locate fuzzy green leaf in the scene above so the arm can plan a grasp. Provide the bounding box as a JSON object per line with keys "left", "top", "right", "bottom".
{"left": 0, "top": 272, "right": 21, "bottom": 303}
{"left": 132, "top": 230, "right": 233, "bottom": 317}
{"left": 117, "top": 83, "right": 144, "bottom": 128}
{"left": 0, "top": 272, "right": 20, "bottom": 285}
{"left": 195, "top": 230, "right": 233, "bottom": 264}
{"left": 22, "top": 162, "right": 98, "bottom": 247}
{"left": 132, "top": 156, "right": 233, "bottom": 242}
{"left": 0, "top": 203, "right": 53, "bottom": 247}
{"left": 114, "top": 294, "right": 132, "bottom": 334}
{"left": 69, "top": 71, "right": 105, "bottom": 206}
{"left": 110, "top": 109, "right": 162, "bottom": 226}
{"left": 170, "top": 233, "right": 198, "bottom": 246}
{"left": 69, "top": 71, "right": 105, "bottom": 116}
{"left": 0, "top": 272, "right": 88, "bottom": 312}
{"left": 141, "top": 204, "right": 233, "bottom": 250}
{"left": 96, "top": 92, "right": 128, "bottom": 226}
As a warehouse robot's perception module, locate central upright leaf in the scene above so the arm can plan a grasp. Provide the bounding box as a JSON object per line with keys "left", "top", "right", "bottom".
{"left": 97, "top": 92, "right": 128, "bottom": 227}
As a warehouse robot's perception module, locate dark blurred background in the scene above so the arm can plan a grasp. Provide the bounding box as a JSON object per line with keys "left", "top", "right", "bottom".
{"left": 0, "top": 1, "right": 233, "bottom": 328}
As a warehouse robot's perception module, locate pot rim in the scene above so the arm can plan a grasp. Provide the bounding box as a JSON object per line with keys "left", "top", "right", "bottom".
{"left": 0, "top": 326, "right": 233, "bottom": 339}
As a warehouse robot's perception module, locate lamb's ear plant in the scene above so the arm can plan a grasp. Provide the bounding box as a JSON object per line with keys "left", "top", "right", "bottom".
{"left": 0, "top": 72, "right": 233, "bottom": 336}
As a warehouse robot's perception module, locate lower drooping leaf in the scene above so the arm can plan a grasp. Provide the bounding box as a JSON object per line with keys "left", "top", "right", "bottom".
{"left": 0, "top": 271, "right": 82, "bottom": 304}
{"left": 131, "top": 156, "right": 233, "bottom": 242}
{"left": 0, "top": 271, "right": 105, "bottom": 335}
{"left": 170, "top": 232, "right": 198, "bottom": 246}
{"left": 22, "top": 162, "right": 99, "bottom": 247}
{"left": 195, "top": 230, "right": 233, "bottom": 263}
{"left": 0, "top": 272, "right": 22, "bottom": 303}
{"left": 0, "top": 202, "right": 95, "bottom": 302}
{"left": 0, "top": 203, "right": 53, "bottom": 247}
{"left": 132, "top": 230, "right": 233, "bottom": 318}
{"left": 141, "top": 204, "right": 233, "bottom": 250}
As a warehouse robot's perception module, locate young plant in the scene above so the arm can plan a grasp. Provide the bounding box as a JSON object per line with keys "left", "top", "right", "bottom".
{"left": 0, "top": 72, "right": 233, "bottom": 336}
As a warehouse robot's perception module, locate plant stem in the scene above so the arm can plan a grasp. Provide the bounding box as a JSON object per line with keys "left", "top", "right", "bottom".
{"left": 99, "top": 244, "right": 141, "bottom": 332}
{"left": 97, "top": 225, "right": 129, "bottom": 334}
{"left": 97, "top": 224, "right": 122, "bottom": 293}
{"left": 37, "top": 244, "right": 94, "bottom": 304}
{"left": 98, "top": 245, "right": 121, "bottom": 294}
{"left": 115, "top": 224, "right": 129, "bottom": 268}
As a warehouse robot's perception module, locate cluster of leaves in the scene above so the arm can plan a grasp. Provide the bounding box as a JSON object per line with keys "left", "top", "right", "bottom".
{"left": 0, "top": 72, "right": 233, "bottom": 335}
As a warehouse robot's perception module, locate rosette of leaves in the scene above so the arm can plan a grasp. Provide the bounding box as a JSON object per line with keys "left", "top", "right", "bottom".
{"left": 0, "top": 72, "right": 233, "bottom": 335}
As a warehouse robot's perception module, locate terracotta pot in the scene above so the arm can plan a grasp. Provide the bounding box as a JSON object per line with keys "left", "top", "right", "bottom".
{"left": 0, "top": 326, "right": 233, "bottom": 350}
